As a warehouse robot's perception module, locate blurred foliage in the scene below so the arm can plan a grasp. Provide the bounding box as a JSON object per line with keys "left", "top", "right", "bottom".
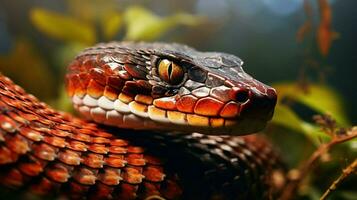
{"left": 30, "top": 5, "right": 203, "bottom": 45}
{"left": 0, "top": 39, "right": 55, "bottom": 100}
{"left": 0, "top": 0, "right": 355, "bottom": 199}
{"left": 123, "top": 6, "right": 202, "bottom": 41}
{"left": 271, "top": 82, "right": 351, "bottom": 146}
{"left": 30, "top": 8, "right": 96, "bottom": 45}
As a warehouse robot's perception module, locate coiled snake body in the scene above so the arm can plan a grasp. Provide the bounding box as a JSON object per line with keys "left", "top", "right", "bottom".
{"left": 0, "top": 42, "right": 282, "bottom": 199}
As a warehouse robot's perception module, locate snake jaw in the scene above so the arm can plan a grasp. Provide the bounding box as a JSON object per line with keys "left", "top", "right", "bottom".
{"left": 67, "top": 42, "right": 277, "bottom": 135}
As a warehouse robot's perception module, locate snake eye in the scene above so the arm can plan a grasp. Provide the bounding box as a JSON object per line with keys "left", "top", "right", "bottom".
{"left": 158, "top": 59, "right": 184, "bottom": 85}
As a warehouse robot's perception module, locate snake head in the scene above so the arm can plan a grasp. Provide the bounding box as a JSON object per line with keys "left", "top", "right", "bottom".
{"left": 66, "top": 42, "right": 277, "bottom": 135}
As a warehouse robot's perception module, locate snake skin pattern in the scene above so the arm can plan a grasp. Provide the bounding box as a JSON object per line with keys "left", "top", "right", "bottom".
{"left": 67, "top": 42, "right": 277, "bottom": 135}
{"left": 0, "top": 42, "right": 282, "bottom": 199}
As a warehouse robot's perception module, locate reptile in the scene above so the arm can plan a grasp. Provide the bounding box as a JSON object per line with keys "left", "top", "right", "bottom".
{"left": 0, "top": 42, "right": 283, "bottom": 199}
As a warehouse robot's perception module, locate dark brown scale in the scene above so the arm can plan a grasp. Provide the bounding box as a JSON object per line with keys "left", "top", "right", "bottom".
{"left": 124, "top": 63, "right": 147, "bottom": 79}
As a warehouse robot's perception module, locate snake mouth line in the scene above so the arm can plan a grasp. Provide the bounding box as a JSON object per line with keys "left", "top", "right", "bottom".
{"left": 71, "top": 93, "right": 268, "bottom": 135}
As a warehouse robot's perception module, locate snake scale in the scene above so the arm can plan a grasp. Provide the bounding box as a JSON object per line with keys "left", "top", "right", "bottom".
{"left": 0, "top": 42, "right": 283, "bottom": 200}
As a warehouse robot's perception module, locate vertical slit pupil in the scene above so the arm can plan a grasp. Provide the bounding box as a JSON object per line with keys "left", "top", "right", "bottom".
{"left": 167, "top": 62, "right": 173, "bottom": 80}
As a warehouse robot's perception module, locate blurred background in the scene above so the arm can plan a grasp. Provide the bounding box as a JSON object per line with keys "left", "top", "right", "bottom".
{"left": 0, "top": 0, "right": 356, "bottom": 199}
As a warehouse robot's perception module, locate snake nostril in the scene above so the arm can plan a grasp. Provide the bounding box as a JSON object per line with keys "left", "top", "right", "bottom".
{"left": 235, "top": 89, "right": 250, "bottom": 103}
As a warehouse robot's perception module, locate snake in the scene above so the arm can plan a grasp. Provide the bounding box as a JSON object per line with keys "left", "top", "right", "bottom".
{"left": 0, "top": 42, "right": 283, "bottom": 200}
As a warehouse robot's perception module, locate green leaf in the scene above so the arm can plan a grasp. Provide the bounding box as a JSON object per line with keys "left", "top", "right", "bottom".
{"left": 273, "top": 82, "right": 349, "bottom": 126}
{"left": 101, "top": 12, "right": 123, "bottom": 40}
{"left": 30, "top": 8, "right": 96, "bottom": 44}
{"left": 123, "top": 6, "right": 203, "bottom": 41}
{"left": 272, "top": 105, "right": 327, "bottom": 145}
{"left": 272, "top": 104, "right": 306, "bottom": 133}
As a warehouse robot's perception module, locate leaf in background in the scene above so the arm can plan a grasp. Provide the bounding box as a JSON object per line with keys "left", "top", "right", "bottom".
{"left": 272, "top": 104, "right": 327, "bottom": 145}
{"left": 0, "top": 39, "right": 55, "bottom": 100}
{"left": 101, "top": 12, "right": 123, "bottom": 40}
{"left": 273, "top": 104, "right": 306, "bottom": 133}
{"left": 67, "top": 0, "right": 118, "bottom": 23}
{"left": 30, "top": 8, "right": 96, "bottom": 45}
{"left": 273, "top": 82, "right": 349, "bottom": 126}
{"left": 123, "top": 6, "right": 203, "bottom": 41}
{"left": 317, "top": 0, "right": 339, "bottom": 56}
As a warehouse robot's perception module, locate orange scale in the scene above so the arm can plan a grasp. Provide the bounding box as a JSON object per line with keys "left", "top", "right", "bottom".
{"left": 56, "top": 124, "right": 74, "bottom": 132}
{"left": 92, "top": 137, "right": 111, "bottom": 144}
{"left": 58, "top": 150, "right": 82, "bottom": 166}
{"left": 123, "top": 167, "right": 145, "bottom": 184}
{"left": 127, "top": 146, "right": 144, "bottom": 153}
{"left": 70, "top": 132, "right": 92, "bottom": 143}
{"left": 104, "top": 85, "right": 119, "bottom": 101}
{"left": 81, "top": 123, "right": 99, "bottom": 131}
{"left": 37, "top": 118, "right": 54, "bottom": 127}
{"left": 6, "top": 134, "right": 29, "bottom": 154}
{"left": 91, "top": 131, "right": 113, "bottom": 138}
{"left": 0, "top": 115, "right": 18, "bottom": 133}
{"left": 105, "top": 156, "right": 127, "bottom": 168}
{"left": 83, "top": 153, "right": 104, "bottom": 168}
{"left": 78, "top": 73, "right": 91, "bottom": 94}
{"left": 7, "top": 111, "right": 28, "bottom": 125}
{"left": 194, "top": 97, "right": 224, "bottom": 116}
{"left": 45, "top": 163, "right": 70, "bottom": 183}
{"left": 73, "top": 167, "right": 97, "bottom": 185}
{"left": 89, "top": 68, "right": 106, "bottom": 85}
{"left": 143, "top": 166, "right": 165, "bottom": 182}
{"left": 43, "top": 136, "right": 67, "bottom": 148}
{"left": 98, "top": 168, "right": 122, "bottom": 186}
{"left": 70, "top": 118, "right": 85, "bottom": 128}
{"left": 88, "top": 144, "right": 109, "bottom": 154}
{"left": 67, "top": 141, "right": 88, "bottom": 152}
{"left": 18, "top": 159, "right": 44, "bottom": 176}
{"left": 109, "top": 146, "right": 127, "bottom": 154}
{"left": 126, "top": 154, "right": 146, "bottom": 166}
{"left": 50, "top": 129, "right": 71, "bottom": 138}
{"left": 87, "top": 79, "right": 105, "bottom": 98}
{"left": 0, "top": 146, "right": 18, "bottom": 164}
{"left": 75, "top": 128, "right": 93, "bottom": 135}
{"left": 153, "top": 97, "right": 177, "bottom": 110}
{"left": 220, "top": 101, "right": 240, "bottom": 118}
{"left": 66, "top": 74, "right": 76, "bottom": 97}
{"left": 176, "top": 95, "right": 198, "bottom": 113}
{"left": 110, "top": 139, "right": 128, "bottom": 147}
{"left": 32, "top": 143, "right": 57, "bottom": 161}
